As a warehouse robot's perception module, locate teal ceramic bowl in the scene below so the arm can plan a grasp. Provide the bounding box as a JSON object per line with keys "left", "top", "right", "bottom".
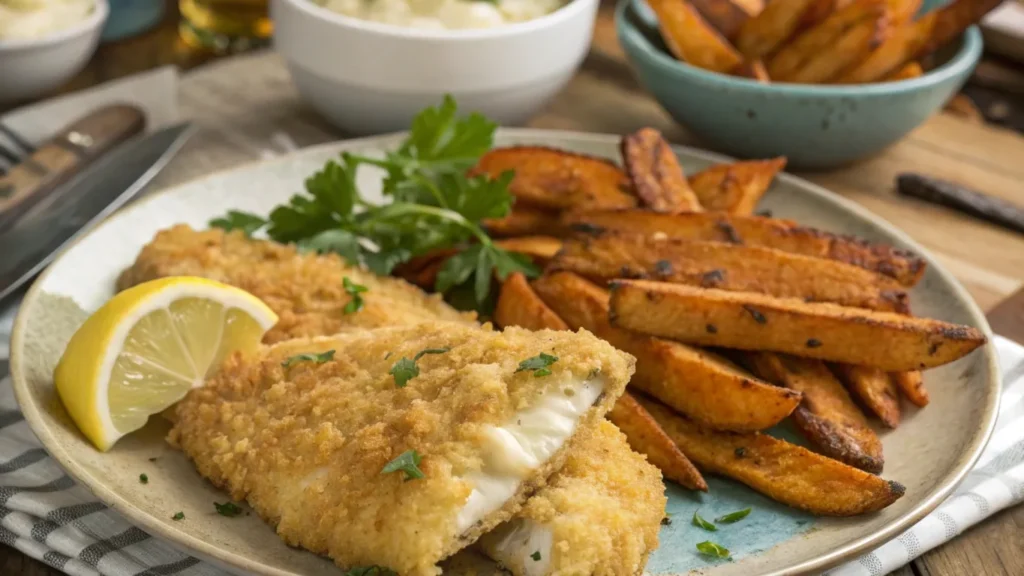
{"left": 616, "top": 0, "right": 983, "bottom": 169}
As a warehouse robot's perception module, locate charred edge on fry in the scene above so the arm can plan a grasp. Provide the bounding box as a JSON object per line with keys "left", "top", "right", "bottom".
{"left": 706, "top": 324, "right": 718, "bottom": 334}
{"left": 806, "top": 338, "right": 823, "bottom": 348}
{"left": 734, "top": 447, "right": 746, "bottom": 458}
{"left": 716, "top": 220, "right": 743, "bottom": 244}
{"left": 700, "top": 269, "right": 725, "bottom": 288}
{"left": 654, "top": 259, "right": 674, "bottom": 276}
{"left": 570, "top": 223, "right": 605, "bottom": 235}
{"left": 888, "top": 480, "right": 907, "bottom": 497}
{"left": 742, "top": 305, "right": 767, "bottom": 324}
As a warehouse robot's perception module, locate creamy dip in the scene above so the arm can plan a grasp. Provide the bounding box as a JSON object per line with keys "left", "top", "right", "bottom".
{"left": 314, "top": 0, "right": 565, "bottom": 30}
{"left": 0, "top": 0, "right": 94, "bottom": 41}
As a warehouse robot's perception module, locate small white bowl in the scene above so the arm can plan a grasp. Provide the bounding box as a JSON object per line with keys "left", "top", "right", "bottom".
{"left": 0, "top": 0, "right": 109, "bottom": 106}
{"left": 272, "top": 0, "right": 598, "bottom": 134}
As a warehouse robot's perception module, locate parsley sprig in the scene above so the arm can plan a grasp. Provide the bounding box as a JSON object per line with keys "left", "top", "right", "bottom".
{"left": 696, "top": 541, "right": 730, "bottom": 559}
{"left": 282, "top": 350, "right": 336, "bottom": 368}
{"left": 343, "top": 277, "right": 368, "bottom": 314}
{"left": 209, "top": 96, "right": 538, "bottom": 312}
{"left": 381, "top": 449, "right": 424, "bottom": 481}
{"left": 516, "top": 353, "right": 558, "bottom": 377}
{"left": 389, "top": 347, "right": 450, "bottom": 388}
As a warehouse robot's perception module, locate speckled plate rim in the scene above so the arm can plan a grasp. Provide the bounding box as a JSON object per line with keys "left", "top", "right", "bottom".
{"left": 9, "top": 128, "right": 1001, "bottom": 576}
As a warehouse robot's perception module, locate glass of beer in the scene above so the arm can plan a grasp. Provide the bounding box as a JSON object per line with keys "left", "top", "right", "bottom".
{"left": 179, "top": 0, "right": 273, "bottom": 53}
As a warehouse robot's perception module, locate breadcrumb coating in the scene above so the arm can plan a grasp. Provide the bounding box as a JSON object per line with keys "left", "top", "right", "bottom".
{"left": 478, "top": 421, "right": 665, "bottom": 576}
{"left": 169, "top": 322, "right": 634, "bottom": 575}
{"left": 116, "top": 225, "right": 475, "bottom": 343}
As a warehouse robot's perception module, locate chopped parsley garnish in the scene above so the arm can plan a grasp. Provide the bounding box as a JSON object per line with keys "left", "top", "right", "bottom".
{"left": 691, "top": 511, "right": 717, "bottom": 531}
{"left": 282, "top": 350, "right": 336, "bottom": 368}
{"left": 716, "top": 508, "right": 752, "bottom": 524}
{"left": 516, "top": 353, "right": 558, "bottom": 377}
{"left": 343, "top": 567, "right": 397, "bottom": 576}
{"left": 389, "top": 347, "right": 450, "bottom": 387}
{"left": 139, "top": 473, "right": 148, "bottom": 484}
{"left": 214, "top": 502, "right": 243, "bottom": 517}
{"left": 342, "top": 277, "right": 368, "bottom": 314}
{"left": 208, "top": 96, "right": 538, "bottom": 313}
{"left": 696, "top": 540, "right": 730, "bottom": 559}
{"left": 531, "top": 551, "right": 542, "bottom": 561}
{"left": 381, "top": 450, "right": 424, "bottom": 481}
{"left": 172, "top": 512, "right": 185, "bottom": 521}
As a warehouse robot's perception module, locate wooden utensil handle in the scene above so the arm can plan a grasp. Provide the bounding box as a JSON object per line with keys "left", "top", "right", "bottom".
{"left": 0, "top": 104, "right": 146, "bottom": 230}
{"left": 896, "top": 173, "right": 1024, "bottom": 235}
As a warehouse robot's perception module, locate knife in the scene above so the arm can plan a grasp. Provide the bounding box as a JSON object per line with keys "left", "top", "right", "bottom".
{"left": 0, "top": 123, "right": 195, "bottom": 305}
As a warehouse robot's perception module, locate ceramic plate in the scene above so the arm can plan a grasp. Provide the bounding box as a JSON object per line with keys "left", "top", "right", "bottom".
{"left": 10, "top": 130, "right": 1000, "bottom": 576}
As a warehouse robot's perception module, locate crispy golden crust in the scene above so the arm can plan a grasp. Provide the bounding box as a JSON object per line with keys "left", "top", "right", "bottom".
{"left": 608, "top": 280, "right": 986, "bottom": 371}
{"left": 767, "top": 0, "right": 887, "bottom": 80}
{"left": 170, "top": 323, "right": 634, "bottom": 575}
{"left": 620, "top": 128, "right": 702, "bottom": 213}
{"left": 478, "top": 421, "right": 666, "bottom": 576}
{"left": 735, "top": 0, "right": 819, "bottom": 59}
{"left": 639, "top": 396, "right": 905, "bottom": 516}
{"left": 551, "top": 232, "right": 910, "bottom": 313}
{"left": 561, "top": 209, "right": 926, "bottom": 285}
{"left": 608, "top": 393, "right": 707, "bottom": 490}
{"left": 688, "top": 158, "right": 787, "bottom": 215}
{"left": 891, "top": 370, "right": 929, "bottom": 406}
{"left": 117, "top": 225, "right": 475, "bottom": 343}
{"left": 471, "top": 147, "right": 637, "bottom": 212}
{"left": 647, "top": 0, "right": 744, "bottom": 73}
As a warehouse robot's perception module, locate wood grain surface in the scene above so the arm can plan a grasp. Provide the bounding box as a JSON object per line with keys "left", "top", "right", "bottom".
{"left": 2, "top": 0, "right": 1023, "bottom": 574}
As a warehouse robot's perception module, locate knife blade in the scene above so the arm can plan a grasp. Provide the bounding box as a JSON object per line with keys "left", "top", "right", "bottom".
{"left": 0, "top": 123, "right": 195, "bottom": 305}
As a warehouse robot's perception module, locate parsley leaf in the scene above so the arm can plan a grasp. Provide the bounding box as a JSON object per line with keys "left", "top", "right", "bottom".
{"left": 343, "top": 567, "right": 397, "bottom": 576}
{"left": 531, "top": 551, "right": 542, "bottom": 561}
{"left": 282, "top": 350, "right": 336, "bottom": 368}
{"left": 516, "top": 353, "right": 558, "bottom": 377}
{"left": 214, "top": 502, "right": 243, "bottom": 517}
{"left": 696, "top": 541, "right": 730, "bottom": 559}
{"left": 692, "top": 511, "right": 717, "bottom": 531}
{"left": 343, "top": 277, "right": 368, "bottom": 314}
{"left": 210, "top": 210, "right": 267, "bottom": 236}
{"left": 381, "top": 449, "right": 424, "bottom": 481}
{"left": 139, "top": 473, "right": 148, "bottom": 484}
{"left": 716, "top": 508, "right": 752, "bottom": 524}
{"left": 389, "top": 348, "right": 450, "bottom": 387}
{"left": 172, "top": 512, "right": 185, "bottom": 521}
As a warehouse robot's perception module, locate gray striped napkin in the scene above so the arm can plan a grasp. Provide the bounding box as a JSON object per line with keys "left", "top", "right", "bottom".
{"left": 0, "top": 299, "right": 1022, "bottom": 576}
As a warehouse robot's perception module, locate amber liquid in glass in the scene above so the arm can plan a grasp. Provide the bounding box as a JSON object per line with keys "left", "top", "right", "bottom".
{"left": 179, "top": 0, "right": 273, "bottom": 53}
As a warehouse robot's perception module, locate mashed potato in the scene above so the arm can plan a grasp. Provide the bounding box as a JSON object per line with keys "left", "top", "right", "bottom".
{"left": 0, "top": 0, "right": 94, "bottom": 40}
{"left": 315, "top": 0, "right": 565, "bottom": 29}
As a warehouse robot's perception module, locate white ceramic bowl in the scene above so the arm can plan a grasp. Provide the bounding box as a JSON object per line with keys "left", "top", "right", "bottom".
{"left": 0, "top": 0, "right": 108, "bottom": 106}
{"left": 271, "top": 0, "right": 598, "bottom": 134}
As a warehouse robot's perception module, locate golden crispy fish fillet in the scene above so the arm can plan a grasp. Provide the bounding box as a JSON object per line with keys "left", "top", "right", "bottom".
{"left": 169, "top": 322, "right": 635, "bottom": 576}
{"left": 477, "top": 420, "right": 665, "bottom": 576}
{"left": 117, "top": 225, "right": 475, "bottom": 343}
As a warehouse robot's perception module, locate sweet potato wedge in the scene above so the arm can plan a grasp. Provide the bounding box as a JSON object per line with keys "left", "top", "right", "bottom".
{"left": 471, "top": 147, "right": 636, "bottom": 211}
{"left": 688, "top": 158, "right": 787, "bottom": 214}
{"left": 746, "top": 353, "right": 884, "bottom": 472}
{"left": 608, "top": 280, "right": 987, "bottom": 371}
{"left": 561, "top": 209, "right": 927, "bottom": 285}
{"left": 891, "top": 370, "right": 929, "bottom": 406}
{"left": 494, "top": 272, "right": 569, "bottom": 331}
{"left": 483, "top": 208, "right": 569, "bottom": 238}
{"left": 648, "top": 0, "right": 745, "bottom": 73}
{"left": 767, "top": 0, "right": 886, "bottom": 80}
{"left": 639, "top": 396, "right": 905, "bottom": 515}
{"left": 799, "top": 0, "right": 854, "bottom": 29}
{"left": 832, "top": 364, "right": 902, "bottom": 427}
{"left": 779, "top": 7, "right": 892, "bottom": 83}
{"left": 888, "top": 0, "right": 923, "bottom": 24}
{"left": 550, "top": 232, "right": 910, "bottom": 312}
{"left": 494, "top": 236, "right": 563, "bottom": 263}
{"left": 882, "top": 60, "right": 924, "bottom": 81}
{"left": 533, "top": 271, "right": 801, "bottom": 432}
{"left": 690, "top": 0, "right": 762, "bottom": 39}
{"left": 608, "top": 393, "right": 708, "bottom": 490}
{"left": 620, "top": 128, "right": 703, "bottom": 212}
{"left": 733, "top": 59, "right": 771, "bottom": 81}
{"left": 734, "top": 0, "right": 819, "bottom": 59}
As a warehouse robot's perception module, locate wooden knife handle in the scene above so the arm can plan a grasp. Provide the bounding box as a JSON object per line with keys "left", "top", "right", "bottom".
{"left": 896, "top": 173, "right": 1024, "bottom": 235}
{"left": 0, "top": 104, "right": 146, "bottom": 230}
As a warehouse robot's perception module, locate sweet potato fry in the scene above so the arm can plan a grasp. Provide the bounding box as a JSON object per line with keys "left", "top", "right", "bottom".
{"left": 620, "top": 128, "right": 703, "bottom": 212}
{"left": 734, "top": 0, "right": 819, "bottom": 60}
{"left": 494, "top": 272, "right": 569, "bottom": 331}
{"left": 832, "top": 364, "right": 902, "bottom": 427}
{"left": 608, "top": 280, "right": 987, "bottom": 371}
{"left": 648, "top": 0, "right": 745, "bottom": 73}
{"left": 888, "top": 0, "right": 922, "bottom": 24}
{"left": 690, "top": 0, "right": 762, "bottom": 39}
{"left": 688, "top": 158, "right": 787, "bottom": 214}
{"left": 882, "top": 60, "right": 924, "bottom": 81}
{"left": 779, "top": 8, "right": 891, "bottom": 83}
{"left": 471, "top": 147, "right": 636, "bottom": 211}
{"left": 608, "top": 393, "right": 708, "bottom": 490}
{"left": 891, "top": 370, "right": 929, "bottom": 406}
{"left": 799, "top": 0, "right": 853, "bottom": 29}
{"left": 746, "top": 353, "right": 884, "bottom": 472}
{"left": 483, "top": 208, "right": 569, "bottom": 238}
{"left": 561, "top": 209, "right": 927, "bottom": 285}
{"left": 551, "top": 232, "right": 910, "bottom": 312}
{"left": 733, "top": 59, "right": 771, "bottom": 81}
{"left": 494, "top": 236, "right": 563, "bottom": 263}
{"left": 533, "top": 272, "right": 801, "bottom": 431}
{"left": 639, "top": 396, "right": 905, "bottom": 516}
{"left": 392, "top": 247, "right": 460, "bottom": 285}
{"left": 767, "top": 0, "right": 886, "bottom": 80}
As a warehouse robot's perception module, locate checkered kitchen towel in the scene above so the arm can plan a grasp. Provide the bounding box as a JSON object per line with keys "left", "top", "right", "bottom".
{"left": 1, "top": 301, "right": 1022, "bottom": 576}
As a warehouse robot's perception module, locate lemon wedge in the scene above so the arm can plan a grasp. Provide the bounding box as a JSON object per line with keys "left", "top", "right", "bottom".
{"left": 54, "top": 277, "right": 278, "bottom": 451}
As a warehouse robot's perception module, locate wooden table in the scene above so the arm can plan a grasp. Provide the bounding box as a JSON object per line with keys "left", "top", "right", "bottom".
{"left": 3, "top": 1, "right": 1024, "bottom": 574}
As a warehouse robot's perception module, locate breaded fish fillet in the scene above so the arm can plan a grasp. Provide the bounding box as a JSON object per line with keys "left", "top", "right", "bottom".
{"left": 169, "top": 322, "right": 634, "bottom": 576}
{"left": 117, "top": 225, "right": 475, "bottom": 343}
{"left": 477, "top": 420, "right": 665, "bottom": 576}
